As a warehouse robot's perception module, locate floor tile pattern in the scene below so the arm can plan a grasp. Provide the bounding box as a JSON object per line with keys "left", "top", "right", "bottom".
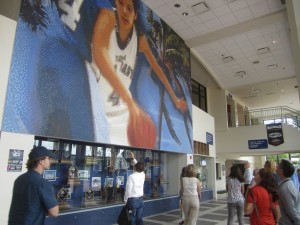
{"left": 114, "top": 194, "right": 250, "bottom": 225}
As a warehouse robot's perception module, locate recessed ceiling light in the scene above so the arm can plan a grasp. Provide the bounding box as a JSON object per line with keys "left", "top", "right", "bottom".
{"left": 182, "top": 12, "right": 188, "bottom": 16}
{"left": 174, "top": 3, "right": 181, "bottom": 8}
{"left": 272, "top": 40, "right": 277, "bottom": 44}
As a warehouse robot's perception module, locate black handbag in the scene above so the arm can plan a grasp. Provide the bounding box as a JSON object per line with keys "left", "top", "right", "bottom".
{"left": 117, "top": 204, "right": 132, "bottom": 225}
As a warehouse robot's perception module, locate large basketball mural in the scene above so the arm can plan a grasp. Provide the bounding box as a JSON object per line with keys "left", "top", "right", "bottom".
{"left": 2, "top": 0, "right": 192, "bottom": 153}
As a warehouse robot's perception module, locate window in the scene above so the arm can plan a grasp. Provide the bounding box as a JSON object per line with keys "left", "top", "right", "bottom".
{"left": 192, "top": 79, "right": 207, "bottom": 112}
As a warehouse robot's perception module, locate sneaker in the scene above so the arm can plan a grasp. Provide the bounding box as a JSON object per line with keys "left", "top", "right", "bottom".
{"left": 179, "top": 221, "right": 184, "bottom": 225}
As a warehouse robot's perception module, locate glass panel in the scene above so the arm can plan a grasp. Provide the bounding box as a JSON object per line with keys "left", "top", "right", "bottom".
{"left": 192, "top": 92, "right": 200, "bottom": 107}
{"left": 200, "top": 96, "right": 207, "bottom": 112}
{"left": 278, "top": 153, "right": 290, "bottom": 161}
{"left": 36, "top": 137, "right": 173, "bottom": 213}
{"left": 194, "top": 155, "right": 211, "bottom": 190}
{"left": 289, "top": 153, "right": 300, "bottom": 166}
{"left": 266, "top": 155, "right": 278, "bottom": 163}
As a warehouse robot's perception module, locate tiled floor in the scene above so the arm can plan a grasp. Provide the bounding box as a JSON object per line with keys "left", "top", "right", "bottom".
{"left": 141, "top": 195, "right": 250, "bottom": 225}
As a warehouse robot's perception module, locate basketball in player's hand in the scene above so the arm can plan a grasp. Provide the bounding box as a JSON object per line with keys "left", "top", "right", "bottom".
{"left": 127, "top": 111, "right": 156, "bottom": 148}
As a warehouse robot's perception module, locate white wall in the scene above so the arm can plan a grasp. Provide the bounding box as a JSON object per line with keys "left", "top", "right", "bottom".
{"left": 0, "top": 15, "right": 17, "bottom": 128}
{"left": 216, "top": 124, "right": 300, "bottom": 155}
{"left": 192, "top": 105, "right": 217, "bottom": 198}
{"left": 207, "top": 89, "right": 228, "bottom": 131}
{"left": 286, "top": 0, "right": 300, "bottom": 98}
{"left": 192, "top": 105, "right": 216, "bottom": 157}
{"left": 0, "top": 132, "right": 35, "bottom": 225}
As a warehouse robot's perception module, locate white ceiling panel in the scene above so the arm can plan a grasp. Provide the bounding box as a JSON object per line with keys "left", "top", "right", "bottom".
{"left": 142, "top": 0, "right": 299, "bottom": 110}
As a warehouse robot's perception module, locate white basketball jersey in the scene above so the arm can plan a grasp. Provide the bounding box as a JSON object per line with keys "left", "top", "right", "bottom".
{"left": 98, "top": 24, "right": 138, "bottom": 116}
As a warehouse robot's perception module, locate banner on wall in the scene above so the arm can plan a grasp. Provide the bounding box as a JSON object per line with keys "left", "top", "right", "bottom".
{"left": 2, "top": 0, "right": 192, "bottom": 153}
{"left": 266, "top": 123, "right": 284, "bottom": 146}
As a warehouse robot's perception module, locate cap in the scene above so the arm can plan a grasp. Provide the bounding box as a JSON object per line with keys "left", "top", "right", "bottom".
{"left": 29, "top": 146, "right": 55, "bottom": 160}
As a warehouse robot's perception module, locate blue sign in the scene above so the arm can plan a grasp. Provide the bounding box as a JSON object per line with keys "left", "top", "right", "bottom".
{"left": 206, "top": 132, "right": 213, "bottom": 145}
{"left": 248, "top": 139, "right": 268, "bottom": 149}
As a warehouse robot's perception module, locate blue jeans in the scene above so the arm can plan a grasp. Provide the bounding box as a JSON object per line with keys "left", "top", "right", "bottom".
{"left": 127, "top": 197, "right": 144, "bottom": 225}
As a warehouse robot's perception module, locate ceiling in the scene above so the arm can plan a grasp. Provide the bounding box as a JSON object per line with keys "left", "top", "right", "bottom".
{"left": 141, "top": 0, "right": 300, "bottom": 111}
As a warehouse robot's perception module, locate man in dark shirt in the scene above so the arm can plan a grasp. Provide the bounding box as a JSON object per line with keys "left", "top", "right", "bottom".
{"left": 8, "top": 146, "right": 59, "bottom": 225}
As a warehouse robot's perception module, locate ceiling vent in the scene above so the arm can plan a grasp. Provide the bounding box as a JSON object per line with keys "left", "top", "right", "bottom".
{"left": 253, "top": 60, "right": 260, "bottom": 64}
{"left": 257, "top": 47, "right": 270, "bottom": 55}
{"left": 235, "top": 71, "right": 246, "bottom": 77}
{"left": 252, "top": 88, "right": 261, "bottom": 93}
{"left": 192, "top": 1, "right": 209, "bottom": 14}
{"left": 268, "top": 64, "right": 278, "bottom": 69}
{"left": 222, "top": 56, "right": 234, "bottom": 63}
{"left": 224, "top": 0, "right": 238, "bottom": 3}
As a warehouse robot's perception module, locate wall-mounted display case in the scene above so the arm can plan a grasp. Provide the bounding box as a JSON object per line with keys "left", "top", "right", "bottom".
{"left": 193, "top": 155, "right": 212, "bottom": 190}
{"left": 34, "top": 137, "right": 174, "bottom": 213}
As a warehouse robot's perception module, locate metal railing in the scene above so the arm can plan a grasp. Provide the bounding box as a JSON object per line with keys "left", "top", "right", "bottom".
{"left": 237, "top": 106, "right": 300, "bottom": 128}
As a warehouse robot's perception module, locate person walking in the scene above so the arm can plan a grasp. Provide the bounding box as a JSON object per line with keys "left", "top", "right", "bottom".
{"left": 8, "top": 146, "right": 59, "bottom": 225}
{"left": 226, "top": 165, "right": 245, "bottom": 225}
{"left": 276, "top": 159, "right": 300, "bottom": 225}
{"left": 181, "top": 164, "right": 201, "bottom": 225}
{"left": 244, "top": 162, "right": 253, "bottom": 197}
{"left": 124, "top": 152, "right": 145, "bottom": 225}
{"left": 244, "top": 168, "right": 280, "bottom": 225}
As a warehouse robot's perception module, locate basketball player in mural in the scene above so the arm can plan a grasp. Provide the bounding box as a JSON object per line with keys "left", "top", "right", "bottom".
{"left": 90, "top": 0, "right": 187, "bottom": 148}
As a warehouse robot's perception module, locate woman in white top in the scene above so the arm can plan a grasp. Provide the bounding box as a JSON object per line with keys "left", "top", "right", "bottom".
{"left": 226, "top": 165, "right": 245, "bottom": 225}
{"left": 181, "top": 164, "right": 201, "bottom": 225}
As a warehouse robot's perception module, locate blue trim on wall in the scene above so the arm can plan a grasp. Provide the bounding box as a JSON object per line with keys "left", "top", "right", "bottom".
{"left": 46, "top": 190, "right": 213, "bottom": 225}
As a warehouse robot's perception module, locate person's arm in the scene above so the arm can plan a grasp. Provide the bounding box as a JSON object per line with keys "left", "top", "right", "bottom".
{"left": 241, "top": 183, "right": 245, "bottom": 195}
{"left": 138, "top": 35, "right": 187, "bottom": 114}
{"left": 48, "top": 205, "right": 59, "bottom": 217}
{"left": 129, "top": 152, "right": 137, "bottom": 165}
{"left": 274, "top": 204, "right": 281, "bottom": 222}
{"left": 92, "top": 9, "right": 140, "bottom": 115}
{"left": 179, "top": 176, "right": 183, "bottom": 196}
{"left": 244, "top": 189, "right": 254, "bottom": 215}
{"left": 197, "top": 179, "right": 201, "bottom": 199}
{"left": 244, "top": 202, "right": 254, "bottom": 215}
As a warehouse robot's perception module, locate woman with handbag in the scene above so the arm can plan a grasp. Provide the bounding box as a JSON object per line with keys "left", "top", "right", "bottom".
{"left": 244, "top": 168, "right": 281, "bottom": 225}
